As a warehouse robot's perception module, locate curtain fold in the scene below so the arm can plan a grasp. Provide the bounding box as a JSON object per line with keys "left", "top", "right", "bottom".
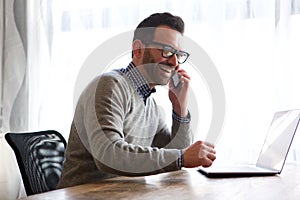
{"left": 0, "top": 0, "right": 28, "bottom": 199}
{"left": 1, "top": 0, "right": 28, "bottom": 133}
{"left": 27, "top": 0, "right": 53, "bottom": 132}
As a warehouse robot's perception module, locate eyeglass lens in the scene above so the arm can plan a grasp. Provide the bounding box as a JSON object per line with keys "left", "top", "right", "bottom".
{"left": 162, "top": 46, "right": 188, "bottom": 64}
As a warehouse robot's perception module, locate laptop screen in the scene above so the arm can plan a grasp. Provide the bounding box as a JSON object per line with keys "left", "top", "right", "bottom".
{"left": 256, "top": 109, "right": 300, "bottom": 171}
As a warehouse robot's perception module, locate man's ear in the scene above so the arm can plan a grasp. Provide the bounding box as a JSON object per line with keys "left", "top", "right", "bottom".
{"left": 132, "top": 40, "right": 145, "bottom": 59}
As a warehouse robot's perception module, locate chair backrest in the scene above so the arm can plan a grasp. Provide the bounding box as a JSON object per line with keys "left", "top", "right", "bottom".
{"left": 5, "top": 130, "right": 66, "bottom": 196}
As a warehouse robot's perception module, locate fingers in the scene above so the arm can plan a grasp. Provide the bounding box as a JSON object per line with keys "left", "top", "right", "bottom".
{"left": 204, "top": 141, "right": 215, "bottom": 148}
{"left": 182, "top": 141, "right": 217, "bottom": 168}
{"left": 177, "top": 70, "right": 190, "bottom": 86}
{"left": 198, "top": 141, "right": 216, "bottom": 168}
{"left": 201, "top": 152, "right": 216, "bottom": 168}
{"left": 177, "top": 69, "right": 191, "bottom": 80}
{"left": 207, "top": 152, "right": 216, "bottom": 161}
{"left": 198, "top": 142, "right": 215, "bottom": 156}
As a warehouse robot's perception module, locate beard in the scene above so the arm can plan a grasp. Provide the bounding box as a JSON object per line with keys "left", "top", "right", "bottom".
{"left": 142, "top": 49, "right": 176, "bottom": 86}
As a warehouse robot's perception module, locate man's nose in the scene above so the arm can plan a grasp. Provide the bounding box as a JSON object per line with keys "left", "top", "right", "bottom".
{"left": 167, "top": 53, "right": 179, "bottom": 67}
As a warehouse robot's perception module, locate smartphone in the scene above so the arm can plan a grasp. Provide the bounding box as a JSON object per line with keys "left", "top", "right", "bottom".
{"left": 172, "top": 72, "right": 179, "bottom": 87}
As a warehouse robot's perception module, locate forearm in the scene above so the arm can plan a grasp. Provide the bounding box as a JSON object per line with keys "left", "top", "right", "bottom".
{"left": 169, "top": 110, "right": 193, "bottom": 149}
{"left": 90, "top": 132, "right": 181, "bottom": 176}
{"left": 151, "top": 111, "right": 193, "bottom": 150}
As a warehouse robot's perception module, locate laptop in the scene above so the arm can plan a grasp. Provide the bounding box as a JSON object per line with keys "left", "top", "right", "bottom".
{"left": 198, "top": 109, "right": 300, "bottom": 178}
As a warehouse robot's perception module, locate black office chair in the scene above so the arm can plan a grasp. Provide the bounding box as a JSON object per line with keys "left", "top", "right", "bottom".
{"left": 5, "top": 130, "right": 66, "bottom": 196}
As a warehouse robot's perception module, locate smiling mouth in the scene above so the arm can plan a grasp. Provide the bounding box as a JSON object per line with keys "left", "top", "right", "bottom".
{"left": 159, "top": 65, "right": 173, "bottom": 73}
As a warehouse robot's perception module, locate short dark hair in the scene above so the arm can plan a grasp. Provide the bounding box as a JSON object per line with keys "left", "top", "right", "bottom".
{"left": 133, "top": 12, "right": 185, "bottom": 43}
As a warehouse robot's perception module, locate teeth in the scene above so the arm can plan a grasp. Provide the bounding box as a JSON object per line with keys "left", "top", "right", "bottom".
{"left": 160, "top": 66, "right": 171, "bottom": 73}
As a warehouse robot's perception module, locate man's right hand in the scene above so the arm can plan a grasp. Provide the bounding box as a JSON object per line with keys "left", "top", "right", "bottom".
{"left": 182, "top": 141, "right": 216, "bottom": 168}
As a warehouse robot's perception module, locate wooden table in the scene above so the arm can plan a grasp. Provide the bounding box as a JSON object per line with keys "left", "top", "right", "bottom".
{"left": 23, "top": 163, "right": 300, "bottom": 200}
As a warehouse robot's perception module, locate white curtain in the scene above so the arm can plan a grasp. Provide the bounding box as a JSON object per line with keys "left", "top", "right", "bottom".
{"left": 44, "top": 0, "right": 300, "bottom": 164}
{"left": 1, "top": 0, "right": 300, "bottom": 198}
{"left": 0, "top": 0, "right": 28, "bottom": 199}
{"left": 0, "top": 0, "right": 52, "bottom": 198}
{"left": 0, "top": 0, "right": 28, "bottom": 133}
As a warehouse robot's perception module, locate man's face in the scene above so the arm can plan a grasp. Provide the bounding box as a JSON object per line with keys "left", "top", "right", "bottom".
{"left": 141, "top": 26, "right": 184, "bottom": 86}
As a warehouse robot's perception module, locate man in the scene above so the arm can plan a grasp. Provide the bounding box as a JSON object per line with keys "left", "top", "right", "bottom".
{"left": 57, "top": 12, "right": 216, "bottom": 188}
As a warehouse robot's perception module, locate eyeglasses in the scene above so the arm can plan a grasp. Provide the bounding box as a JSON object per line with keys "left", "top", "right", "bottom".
{"left": 144, "top": 41, "right": 190, "bottom": 64}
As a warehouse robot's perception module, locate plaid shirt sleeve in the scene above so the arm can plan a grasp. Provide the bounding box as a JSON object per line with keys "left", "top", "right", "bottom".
{"left": 177, "top": 149, "right": 184, "bottom": 169}
{"left": 172, "top": 110, "right": 191, "bottom": 124}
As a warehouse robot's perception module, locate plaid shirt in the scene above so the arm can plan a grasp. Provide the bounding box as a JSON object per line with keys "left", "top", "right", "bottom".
{"left": 120, "top": 62, "right": 155, "bottom": 103}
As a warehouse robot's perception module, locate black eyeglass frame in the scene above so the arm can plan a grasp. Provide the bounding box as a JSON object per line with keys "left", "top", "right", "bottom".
{"left": 144, "top": 41, "right": 190, "bottom": 64}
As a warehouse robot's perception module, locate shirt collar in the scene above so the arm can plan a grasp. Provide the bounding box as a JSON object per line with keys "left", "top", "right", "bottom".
{"left": 120, "top": 62, "right": 156, "bottom": 103}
